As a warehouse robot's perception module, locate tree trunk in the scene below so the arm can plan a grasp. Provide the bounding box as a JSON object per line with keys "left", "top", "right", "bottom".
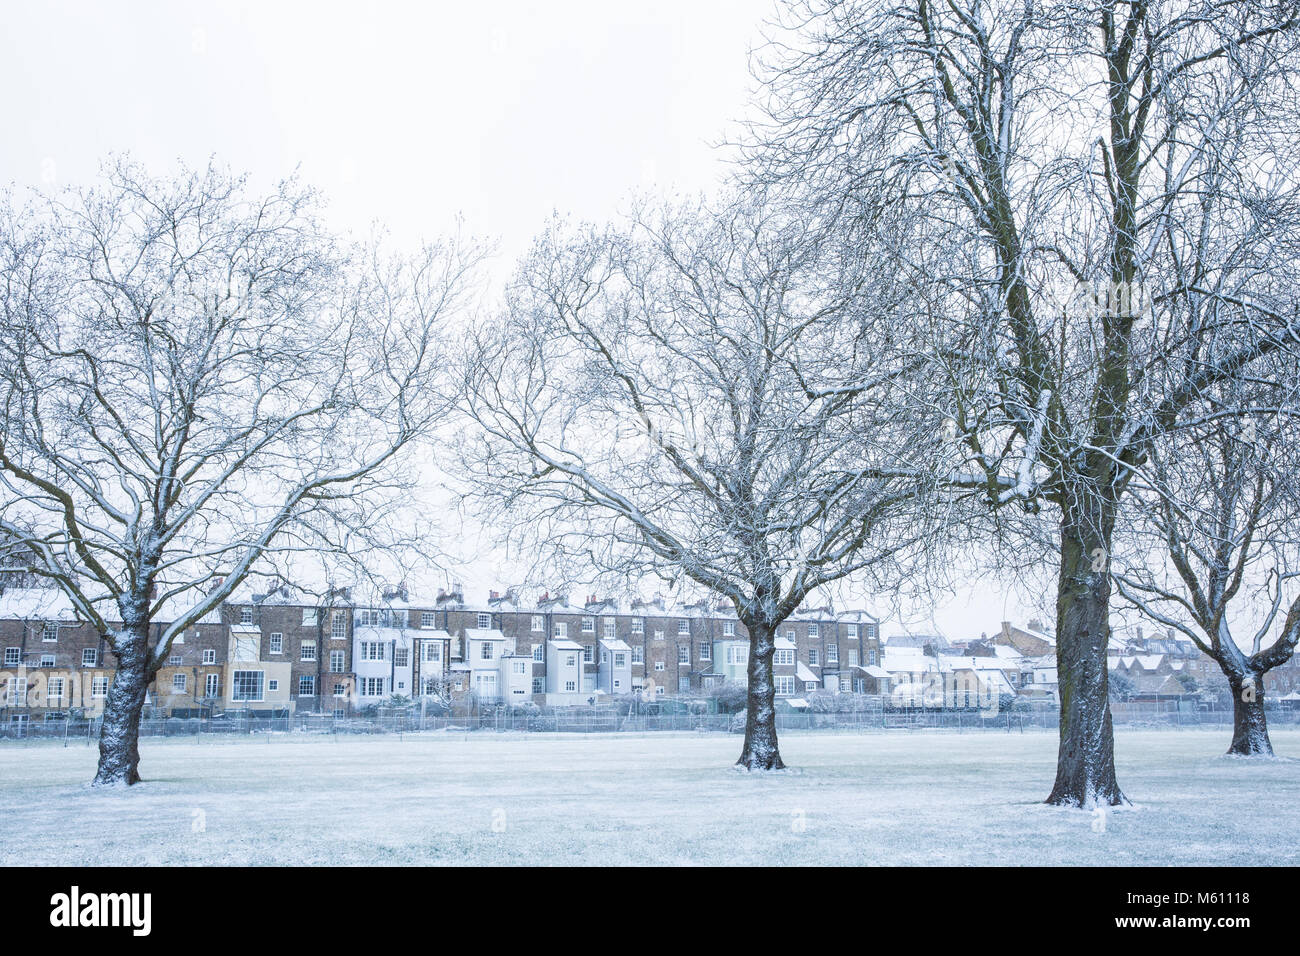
{"left": 1047, "top": 508, "right": 1126, "bottom": 807}
{"left": 93, "top": 626, "right": 154, "bottom": 787}
{"left": 1226, "top": 671, "right": 1273, "bottom": 757}
{"left": 737, "top": 620, "right": 784, "bottom": 770}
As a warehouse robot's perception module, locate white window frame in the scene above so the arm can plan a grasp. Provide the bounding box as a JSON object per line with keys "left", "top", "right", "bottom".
{"left": 269, "top": 632, "right": 283, "bottom": 654}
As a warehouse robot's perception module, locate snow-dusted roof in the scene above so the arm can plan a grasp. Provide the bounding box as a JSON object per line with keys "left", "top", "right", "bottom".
{"left": 0, "top": 588, "right": 80, "bottom": 621}
{"left": 775, "top": 636, "right": 797, "bottom": 651}
{"left": 796, "top": 662, "right": 819, "bottom": 682}
{"left": 549, "top": 639, "right": 584, "bottom": 651}
{"left": 464, "top": 627, "right": 506, "bottom": 642}
{"left": 856, "top": 665, "right": 890, "bottom": 679}
{"left": 600, "top": 639, "right": 631, "bottom": 652}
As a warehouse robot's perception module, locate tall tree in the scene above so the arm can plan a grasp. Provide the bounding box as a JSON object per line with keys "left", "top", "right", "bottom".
{"left": 0, "top": 160, "right": 482, "bottom": 785}
{"left": 458, "top": 195, "right": 945, "bottom": 769}
{"left": 750, "top": 0, "right": 1300, "bottom": 805}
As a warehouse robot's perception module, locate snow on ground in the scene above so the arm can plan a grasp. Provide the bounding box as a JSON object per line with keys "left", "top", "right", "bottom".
{"left": 1, "top": 729, "right": 1297, "bottom": 866}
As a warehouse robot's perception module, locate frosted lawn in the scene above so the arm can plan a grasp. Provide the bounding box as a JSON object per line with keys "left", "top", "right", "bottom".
{"left": 2, "top": 729, "right": 1297, "bottom": 866}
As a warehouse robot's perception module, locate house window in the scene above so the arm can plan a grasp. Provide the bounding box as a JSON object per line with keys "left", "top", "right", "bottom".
{"left": 424, "top": 643, "right": 442, "bottom": 663}
{"left": 330, "top": 650, "right": 345, "bottom": 672}
{"left": 478, "top": 613, "right": 491, "bottom": 629}
{"left": 39, "top": 654, "right": 54, "bottom": 667}
{"left": 868, "top": 649, "right": 877, "bottom": 666}
{"left": 361, "top": 642, "right": 385, "bottom": 662}
{"left": 531, "top": 615, "right": 544, "bottom": 632}
{"left": 361, "top": 677, "right": 385, "bottom": 696}
{"left": 654, "top": 630, "right": 664, "bottom": 641}
{"left": 678, "top": 645, "right": 689, "bottom": 664}
{"left": 565, "top": 655, "right": 577, "bottom": 667}
{"left": 630, "top": 618, "right": 644, "bottom": 635}
{"left": 603, "top": 619, "right": 615, "bottom": 638}
{"left": 727, "top": 646, "right": 749, "bottom": 665}
{"left": 300, "top": 640, "right": 316, "bottom": 662}
{"left": 203, "top": 649, "right": 217, "bottom": 665}
{"left": 302, "top": 608, "right": 318, "bottom": 627}
{"left": 240, "top": 607, "right": 253, "bottom": 625}
{"left": 847, "top": 624, "right": 859, "bottom": 639}
{"left": 827, "top": 644, "right": 838, "bottom": 664}
{"left": 847, "top": 649, "right": 858, "bottom": 667}
{"left": 331, "top": 612, "right": 347, "bottom": 640}
{"left": 775, "top": 649, "right": 794, "bottom": 666}
{"left": 205, "top": 674, "right": 220, "bottom": 698}
{"left": 654, "top": 661, "right": 665, "bottom": 671}
{"left": 553, "top": 622, "right": 568, "bottom": 638}
{"left": 169, "top": 654, "right": 182, "bottom": 665}
{"left": 82, "top": 648, "right": 98, "bottom": 666}
{"left": 786, "top": 628, "right": 796, "bottom": 641}
{"left": 532, "top": 644, "right": 544, "bottom": 662}
{"left": 532, "top": 678, "right": 544, "bottom": 693}
{"left": 92, "top": 676, "right": 108, "bottom": 698}
{"left": 565, "top": 681, "right": 576, "bottom": 692}
{"left": 655, "top": 686, "right": 665, "bottom": 697}
{"left": 268, "top": 680, "right": 279, "bottom": 692}
{"left": 679, "top": 677, "right": 690, "bottom": 692}
{"left": 358, "top": 609, "right": 381, "bottom": 627}
{"left": 583, "top": 644, "right": 594, "bottom": 663}
{"left": 582, "top": 617, "right": 595, "bottom": 633}
{"left": 678, "top": 620, "right": 689, "bottom": 635}
{"left": 231, "top": 671, "right": 264, "bottom": 701}
{"left": 42, "top": 622, "right": 59, "bottom": 642}
{"left": 809, "top": 624, "right": 821, "bottom": 638}
{"left": 613, "top": 652, "right": 626, "bottom": 667}
{"left": 513, "top": 661, "right": 528, "bottom": 675}
{"left": 270, "top": 633, "right": 283, "bottom": 654}
{"left": 393, "top": 647, "right": 408, "bottom": 668}
{"left": 299, "top": 676, "right": 316, "bottom": 697}
{"left": 480, "top": 642, "right": 493, "bottom": 661}
{"left": 7, "top": 677, "right": 27, "bottom": 704}
{"left": 809, "top": 649, "right": 819, "bottom": 667}
{"left": 723, "top": 621, "right": 736, "bottom": 636}
{"left": 3, "top": 648, "right": 19, "bottom": 666}
{"left": 614, "top": 679, "right": 621, "bottom": 689}
{"left": 47, "top": 677, "right": 65, "bottom": 702}
{"left": 775, "top": 676, "right": 795, "bottom": 696}
{"left": 699, "top": 643, "right": 711, "bottom": 661}
{"left": 172, "top": 673, "right": 186, "bottom": 692}
{"left": 421, "top": 611, "right": 435, "bottom": 627}
{"left": 334, "top": 682, "right": 347, "bottom": 697}
{"left": 632, "top": 646, "right": 644, "bottom": 664}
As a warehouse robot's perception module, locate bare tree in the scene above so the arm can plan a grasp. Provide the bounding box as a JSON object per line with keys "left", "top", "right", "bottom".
{"left": 750, "top": 0, "right": 1300, "bottom": 805}
{"left": 0, "top": 159, "right": 483, "bottom": 785}
{"left": 458, "top": 195, "right": 946, "bottom": 769}
{"left": 1113, "top": 389, "right": 1300, "bottom": 756}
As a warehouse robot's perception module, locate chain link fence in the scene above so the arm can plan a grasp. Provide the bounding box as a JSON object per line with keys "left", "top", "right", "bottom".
{"left": 3, "top": 698, "right": 1297, "bottom": 742}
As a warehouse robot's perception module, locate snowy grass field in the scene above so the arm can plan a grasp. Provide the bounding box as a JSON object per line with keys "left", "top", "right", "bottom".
{"left": 2, "top": 728, "right": 1297, "bottom": 866}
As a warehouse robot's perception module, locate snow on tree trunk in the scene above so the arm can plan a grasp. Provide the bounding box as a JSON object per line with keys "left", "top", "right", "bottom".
{"left": 1227, "top": 672, "right": 1273, "bottom": 757}
{"left": 1047, "top": 510, "right": 1126, "bottom": 808}
{"left": 738, "top": 621, "right": 784, "bottom": 771}
{"left": 93, "top": 625, "right": 154, "bottom": 787}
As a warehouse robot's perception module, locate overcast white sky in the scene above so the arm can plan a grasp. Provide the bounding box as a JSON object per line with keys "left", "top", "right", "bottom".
{"left": 0, "top": 0, "right": 1052, "bottom": 637}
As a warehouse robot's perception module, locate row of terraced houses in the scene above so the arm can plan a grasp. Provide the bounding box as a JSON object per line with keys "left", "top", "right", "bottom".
{"left": 0, "top": 581, "right": 889, "bottom": 720}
